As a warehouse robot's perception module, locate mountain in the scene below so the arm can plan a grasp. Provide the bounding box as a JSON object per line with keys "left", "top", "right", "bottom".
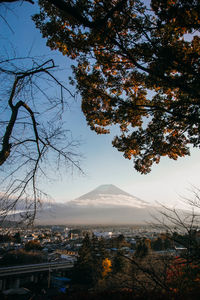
{"left": 36, "top": 184, "right": 158, "bottom": 225}
{"left": 78, "top": 184, "right": 133, "bottom": 198}
{"left": 69, "top": 184, "right": 148, "bottom": 208}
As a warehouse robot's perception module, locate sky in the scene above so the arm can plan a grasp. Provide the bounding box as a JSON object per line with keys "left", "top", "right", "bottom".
{"left": 1, "top": 1, "right": 200, "bottom": 209}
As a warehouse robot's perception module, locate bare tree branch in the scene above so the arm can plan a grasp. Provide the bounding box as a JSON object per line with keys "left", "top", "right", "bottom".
{"left": 0, "top": 57, "right": 82, "bottom": 225}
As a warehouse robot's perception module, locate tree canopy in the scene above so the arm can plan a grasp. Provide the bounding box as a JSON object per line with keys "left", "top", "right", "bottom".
{"left": 33, "top": 0, "right": 200, "bottom": 174}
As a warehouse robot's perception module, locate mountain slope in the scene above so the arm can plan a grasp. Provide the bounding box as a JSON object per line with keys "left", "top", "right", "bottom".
{"left": 78, "top": 184, "right": 133, "bottom": 199}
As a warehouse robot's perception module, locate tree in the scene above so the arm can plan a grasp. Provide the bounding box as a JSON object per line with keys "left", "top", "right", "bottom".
{"left": 72, "top": 233, "right": 109, "bottom": 287}
{"left": 2, "top": 0, "right": 200, "bottom": 223}
{"left": 0, "top": 56, "right": 82, "bottom": 224}
{"left": 25, "top": 240, "right": 42, "bottom": 251}
{"left": 33, "top": 0, "right": 200, "bottom": 174}
{"left": 110, "top": 234, "right": 127, "bottom": 249}
{"left": 135, "top": 239, "right": 149, "bottom": 258}
{"left": 164, "top": 237, "right": 173, "bottom": 250}
{"left": 152, "top": 237, "right": 164, "bottom": 251}
{"left": 72, "top": 233, "right": 95, "bottom": 286}
{"left": 102, "top": 257, "right": 112, "bottom": 278}
{"left": 112, "top": 250, "right": 126, "bottom": 274}
{"left": 0, "top": 0, "right": 84, "bottom": 224}
{"left": 13, "top": 231, "right": 21, "bottom": 243}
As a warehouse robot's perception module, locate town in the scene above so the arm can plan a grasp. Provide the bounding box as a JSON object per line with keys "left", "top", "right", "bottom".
{"left": 0, "top": 222, "right": 193, "bottom": 299}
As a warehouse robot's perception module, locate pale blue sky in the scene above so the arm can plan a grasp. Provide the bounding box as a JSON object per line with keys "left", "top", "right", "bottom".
{"left": 1, "top": 1, "right": 200, "bottom": 208}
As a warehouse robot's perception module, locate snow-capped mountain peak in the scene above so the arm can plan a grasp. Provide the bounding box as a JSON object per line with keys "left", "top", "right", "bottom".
{"left": 69, "top": 184, "right": 149, "bottom": 208}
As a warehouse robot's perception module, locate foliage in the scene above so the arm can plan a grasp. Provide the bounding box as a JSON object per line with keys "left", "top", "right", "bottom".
{"left": 33, "top": 0, "right": 200, "bottom": 173}
{"left": 135, "top": 239, "right": 149, "bottom": 258}
{"left": 13, "top": 231, "right": 21, "bottom": 243}
{"left": 112, "top": 250, "right": 126, "bottom": 274}
{"left": 102, "top": 257, "right": 112, "bottom": 277}
{"left": 0, "top": 249, "right": 46, "bottom": 266}
{"left": 0, "top": 233, "right": 13, "bottom": 242}
{"left": 53, "top": 289, "right": 176, "bottom": 300}
{"left": 152, "top": 237, "right": 164, "bottom": 251}
{"left": 24, "top": 240, "right": 42, "bottom": 251}
{"left": 166, "top": 257, "right": 200, "bottom": 296}
{"left": 109, "top": 234, "right": 128, "bottom": 249}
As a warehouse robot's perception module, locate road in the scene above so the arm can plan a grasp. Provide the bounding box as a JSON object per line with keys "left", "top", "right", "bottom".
{"left": 0, "top": 261, "right": 74, "bottom": 277}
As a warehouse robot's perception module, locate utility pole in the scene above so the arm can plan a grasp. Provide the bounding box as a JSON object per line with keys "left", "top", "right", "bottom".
{"left": 48, "top": 266, "right": 51, "bottom": 288}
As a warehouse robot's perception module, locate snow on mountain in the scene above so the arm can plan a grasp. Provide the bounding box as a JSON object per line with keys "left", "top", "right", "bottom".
{"left": 34, "top": 184, "right": 159, "bottom": 225}
{"left": 69, "top": 184, "right": 149, "bottom": 208}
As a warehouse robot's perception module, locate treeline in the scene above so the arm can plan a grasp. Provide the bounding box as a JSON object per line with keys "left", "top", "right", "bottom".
{"left": 0, "top": 232, "right": 21, "bottom": 243}
{"left": 0, "top": 240, "right": 45, "bottom": 266}
{"left": 0, "top": 249, "right": 46, "bottom": 266}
